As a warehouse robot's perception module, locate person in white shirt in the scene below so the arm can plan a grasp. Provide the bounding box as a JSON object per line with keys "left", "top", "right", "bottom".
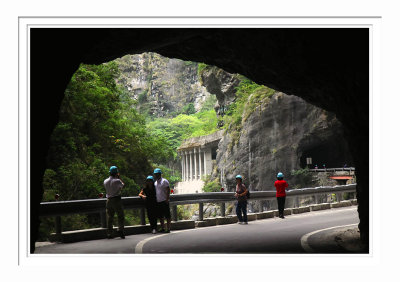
{"left": 153, "top": 168, "right": 171, "bottom": 233}
{"left": 103, "top": 166, "right": 125, "bottom": 239}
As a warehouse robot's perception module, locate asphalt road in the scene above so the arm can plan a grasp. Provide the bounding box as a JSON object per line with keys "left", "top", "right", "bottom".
{"left": 34, "top": 206, "right": 359, "bottom": 254}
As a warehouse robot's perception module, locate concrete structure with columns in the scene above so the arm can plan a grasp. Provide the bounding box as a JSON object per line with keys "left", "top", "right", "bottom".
{"left": 174, "top": 130, "right": 223, "bottom": 194}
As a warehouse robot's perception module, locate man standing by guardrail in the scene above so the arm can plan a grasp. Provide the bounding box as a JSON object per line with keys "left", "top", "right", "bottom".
{"left": 154, "top": 168, "right": 171, "bottom": 233}
{"left": 104, "top": 166, "right": 125, "bottom": 239}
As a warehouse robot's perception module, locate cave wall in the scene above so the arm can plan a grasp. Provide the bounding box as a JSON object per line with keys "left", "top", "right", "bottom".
{"left": 30, "top": 28, "right": 368, "bottom": 252}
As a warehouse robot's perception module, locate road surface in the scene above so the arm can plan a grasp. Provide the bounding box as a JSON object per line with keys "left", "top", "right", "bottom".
{"left": 35, "top": 206, "right": 359, "bottom": 254}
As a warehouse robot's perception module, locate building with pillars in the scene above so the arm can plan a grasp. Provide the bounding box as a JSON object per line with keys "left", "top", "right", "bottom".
{"left": 174, "top": 130, "right": 223, "bottom": 194}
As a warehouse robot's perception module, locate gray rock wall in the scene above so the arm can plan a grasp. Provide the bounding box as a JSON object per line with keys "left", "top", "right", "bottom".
{"left": 215, "top": 92, "right": 352, "bottom": 192}
{"left": 200, "top": 66, "right": 240, "bottom": 117}
{"left": 115, "top": 52, "right": 211, "bottom": 117}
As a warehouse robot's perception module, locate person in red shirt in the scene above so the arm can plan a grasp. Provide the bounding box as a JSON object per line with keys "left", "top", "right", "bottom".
{"left": 274, "top": 172, "right": 288, "bottom": 219}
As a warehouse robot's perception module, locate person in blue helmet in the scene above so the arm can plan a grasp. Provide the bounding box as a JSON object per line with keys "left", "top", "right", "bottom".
{"left": 139, "top": 176, "right": 158, "bottom": 234}
{"left": 153, "top": 168, "right": 171, "bottom": 233}
{"left": 104, "top": 166, "right": 125, "bottom": 239}
{"left": 274, "top": 172, "right": 289, "bottom": 219}
{"left": 234, "top": 175, "right": 249, "bottom": 224}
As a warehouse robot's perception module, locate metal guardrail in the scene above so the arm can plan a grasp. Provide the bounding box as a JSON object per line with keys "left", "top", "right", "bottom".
{"left": 308, "top": 167, "right": 355, "bottom": 173}
{"left": 40, "top": 184, "right": 356, "bottom": 217}
{"left": 39, "top": 184, "right": 357, "bottom": 242}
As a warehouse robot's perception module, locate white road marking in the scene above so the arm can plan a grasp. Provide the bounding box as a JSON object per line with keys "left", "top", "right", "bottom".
{"left": 135, "top": 233, "right": 169, "bottom": 253}
{"left": 134, "top": 225, "right": 223, "bottom": 253}
{"left": 300, "top": 223, "right": 358, "bottom": 253}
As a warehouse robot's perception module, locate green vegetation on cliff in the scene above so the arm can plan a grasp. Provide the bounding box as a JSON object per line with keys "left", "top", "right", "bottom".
{"left": 223, "top": 76, "right": 275, "bottom": 131}
{"left": 221, "top": 76, "right": 275, "bottom": 148}
{"left": 147, "top": 96, "right": 218, "bottom": 159}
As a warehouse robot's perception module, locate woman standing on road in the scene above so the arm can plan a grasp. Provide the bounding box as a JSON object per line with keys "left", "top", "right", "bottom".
{"left": 274, "top": 172, "right": 289, "bottom": 219}
{"left": 235, "top": 175, "right": 248, "bottom": 224}
{"left": 139, "top": 176, "right": 158, "bottom": 234}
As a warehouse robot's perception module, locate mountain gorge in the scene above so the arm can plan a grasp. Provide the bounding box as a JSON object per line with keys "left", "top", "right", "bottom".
{"left": 114, "top": 53, "right": 352, "bottom": 192}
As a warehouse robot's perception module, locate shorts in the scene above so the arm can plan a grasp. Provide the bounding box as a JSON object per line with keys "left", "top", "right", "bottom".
{"left": 156, "top": 201, "right": 171, "bottom": 219}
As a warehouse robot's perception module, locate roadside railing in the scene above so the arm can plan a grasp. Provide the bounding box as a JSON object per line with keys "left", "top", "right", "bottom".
{"left": 40, "top": 184, "right": 357, "bottom": 235}
{"left": 308, "top": 167, "right": 355, "bottom": 173}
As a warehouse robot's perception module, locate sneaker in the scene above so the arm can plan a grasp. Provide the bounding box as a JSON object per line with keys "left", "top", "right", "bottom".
{"left": 152, "top": 229, "right": 157, "bottom": 234}
{"left": 237, "top": 222, "right": 243, "bottom": 224}
{"left": 244, "top": 222, "right": 248, "bottom": 225}
{"left": 118, "top": 231, "right": 125, "bottom": 239}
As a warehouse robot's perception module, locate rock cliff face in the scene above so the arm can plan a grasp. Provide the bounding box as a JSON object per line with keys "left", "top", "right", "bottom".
{"left": 114, "top": 52, "right": 211, "bottom": 116}
{"left": 115, "top": 55, "right": 352, "bottom": 193}
{"left": 200, "top": 69, "right": 353, "bottom": 192}
{"left": 200, "top": 65, "right": 240, "bottom": 117}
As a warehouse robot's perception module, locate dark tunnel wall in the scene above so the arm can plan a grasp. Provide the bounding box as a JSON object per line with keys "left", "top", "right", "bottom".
{"left": 299, "top": 143, "right": 354, "bottom": 168}
{"left": 298, "top": 124, "right": 354, "bottom": 168}
{"left": 30, "top": 28, "right": 369, "bottom": 253}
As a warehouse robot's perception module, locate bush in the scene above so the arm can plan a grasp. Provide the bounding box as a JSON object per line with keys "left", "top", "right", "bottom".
{"left": 137, "top": 90, "right": 148, "bottom": 104}
{"left": 197, "top": 63, "right": 208, "bottom": 76}
{"left": 291, "top": 168, "right": 313, "bottom": 189}
{"left": 177, "top": 205, "right": 194, "bottom": 220}
{"left": 182, "top": 103, "right": 196, "bottom": 115}
{"left": 202, "top": 175, "right": 221, "bottom": 192}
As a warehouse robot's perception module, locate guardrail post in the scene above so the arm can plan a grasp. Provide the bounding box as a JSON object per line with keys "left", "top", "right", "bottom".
{"left": 314, "top": 195, "right": 319, "bottom": 204}
{"left": 295, "top": 196, "right": 300, "bottom": 208}
{"left": 172, "top": 205, "right": 178, "bottom": 222}
{"left": 199, "top": 203, "right": 203, "bottom": 221}
{"left": 337, "top": 192, "right": 343, "bottom": 202}
{"left": 100, "top": 211, "right": 107, "bottom": 228}
{"left": 258, "top": 201, "right": 263, "bottom": 212}
{"left": 220, "top": 202, "right": 225, "bottom": 217}
{"left": 55, "top": 216, "right": 61, "bottom": 234}
{"left": 140, "top": 207, "right": 146, "bottom": 225}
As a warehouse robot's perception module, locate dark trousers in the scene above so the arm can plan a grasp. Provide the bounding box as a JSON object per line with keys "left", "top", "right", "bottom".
{"left": 157, "top": 201, "right": 171, "bottom": 219}
{"left": 236, "top": 201, "right": 248, "bottom": 223}
{"left": 106, "top": 196, "right": 125, "bottom": 235}
{"left": 277, "top": 196, "right": 286, "bottom": 216}
{"left": 146, "top": 204, "right": 158, "bottom": 230}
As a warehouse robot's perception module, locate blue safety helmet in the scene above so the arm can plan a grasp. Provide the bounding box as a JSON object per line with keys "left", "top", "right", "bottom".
{"left": 154, "top": 168, "right": 162, "bottom": 174}
{"left": 277, "top": 172, "right": 284, "bottom": 178}
{"left": 146, "top": 175, "right": 154, "bottom": 181}
{"left": 235, "top": 175, "right": 243, "bottom": 180}
{"left": 109, "top": 166, "right": 119, "bottom": 175}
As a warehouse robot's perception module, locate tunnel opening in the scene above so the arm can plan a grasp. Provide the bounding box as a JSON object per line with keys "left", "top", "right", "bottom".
{"left": 30, "top": 28, "right": 369, "bottom": 253}
{"left": 211, "top": 146, "right": 217, "bottom": 160}
{"left": 299, "top": 139, "right": 354, "bottom": 169}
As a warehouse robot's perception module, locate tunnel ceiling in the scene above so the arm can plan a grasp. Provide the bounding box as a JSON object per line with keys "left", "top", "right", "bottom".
{"left": 80, "top": 28, "right": 369, "bottom": 124}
